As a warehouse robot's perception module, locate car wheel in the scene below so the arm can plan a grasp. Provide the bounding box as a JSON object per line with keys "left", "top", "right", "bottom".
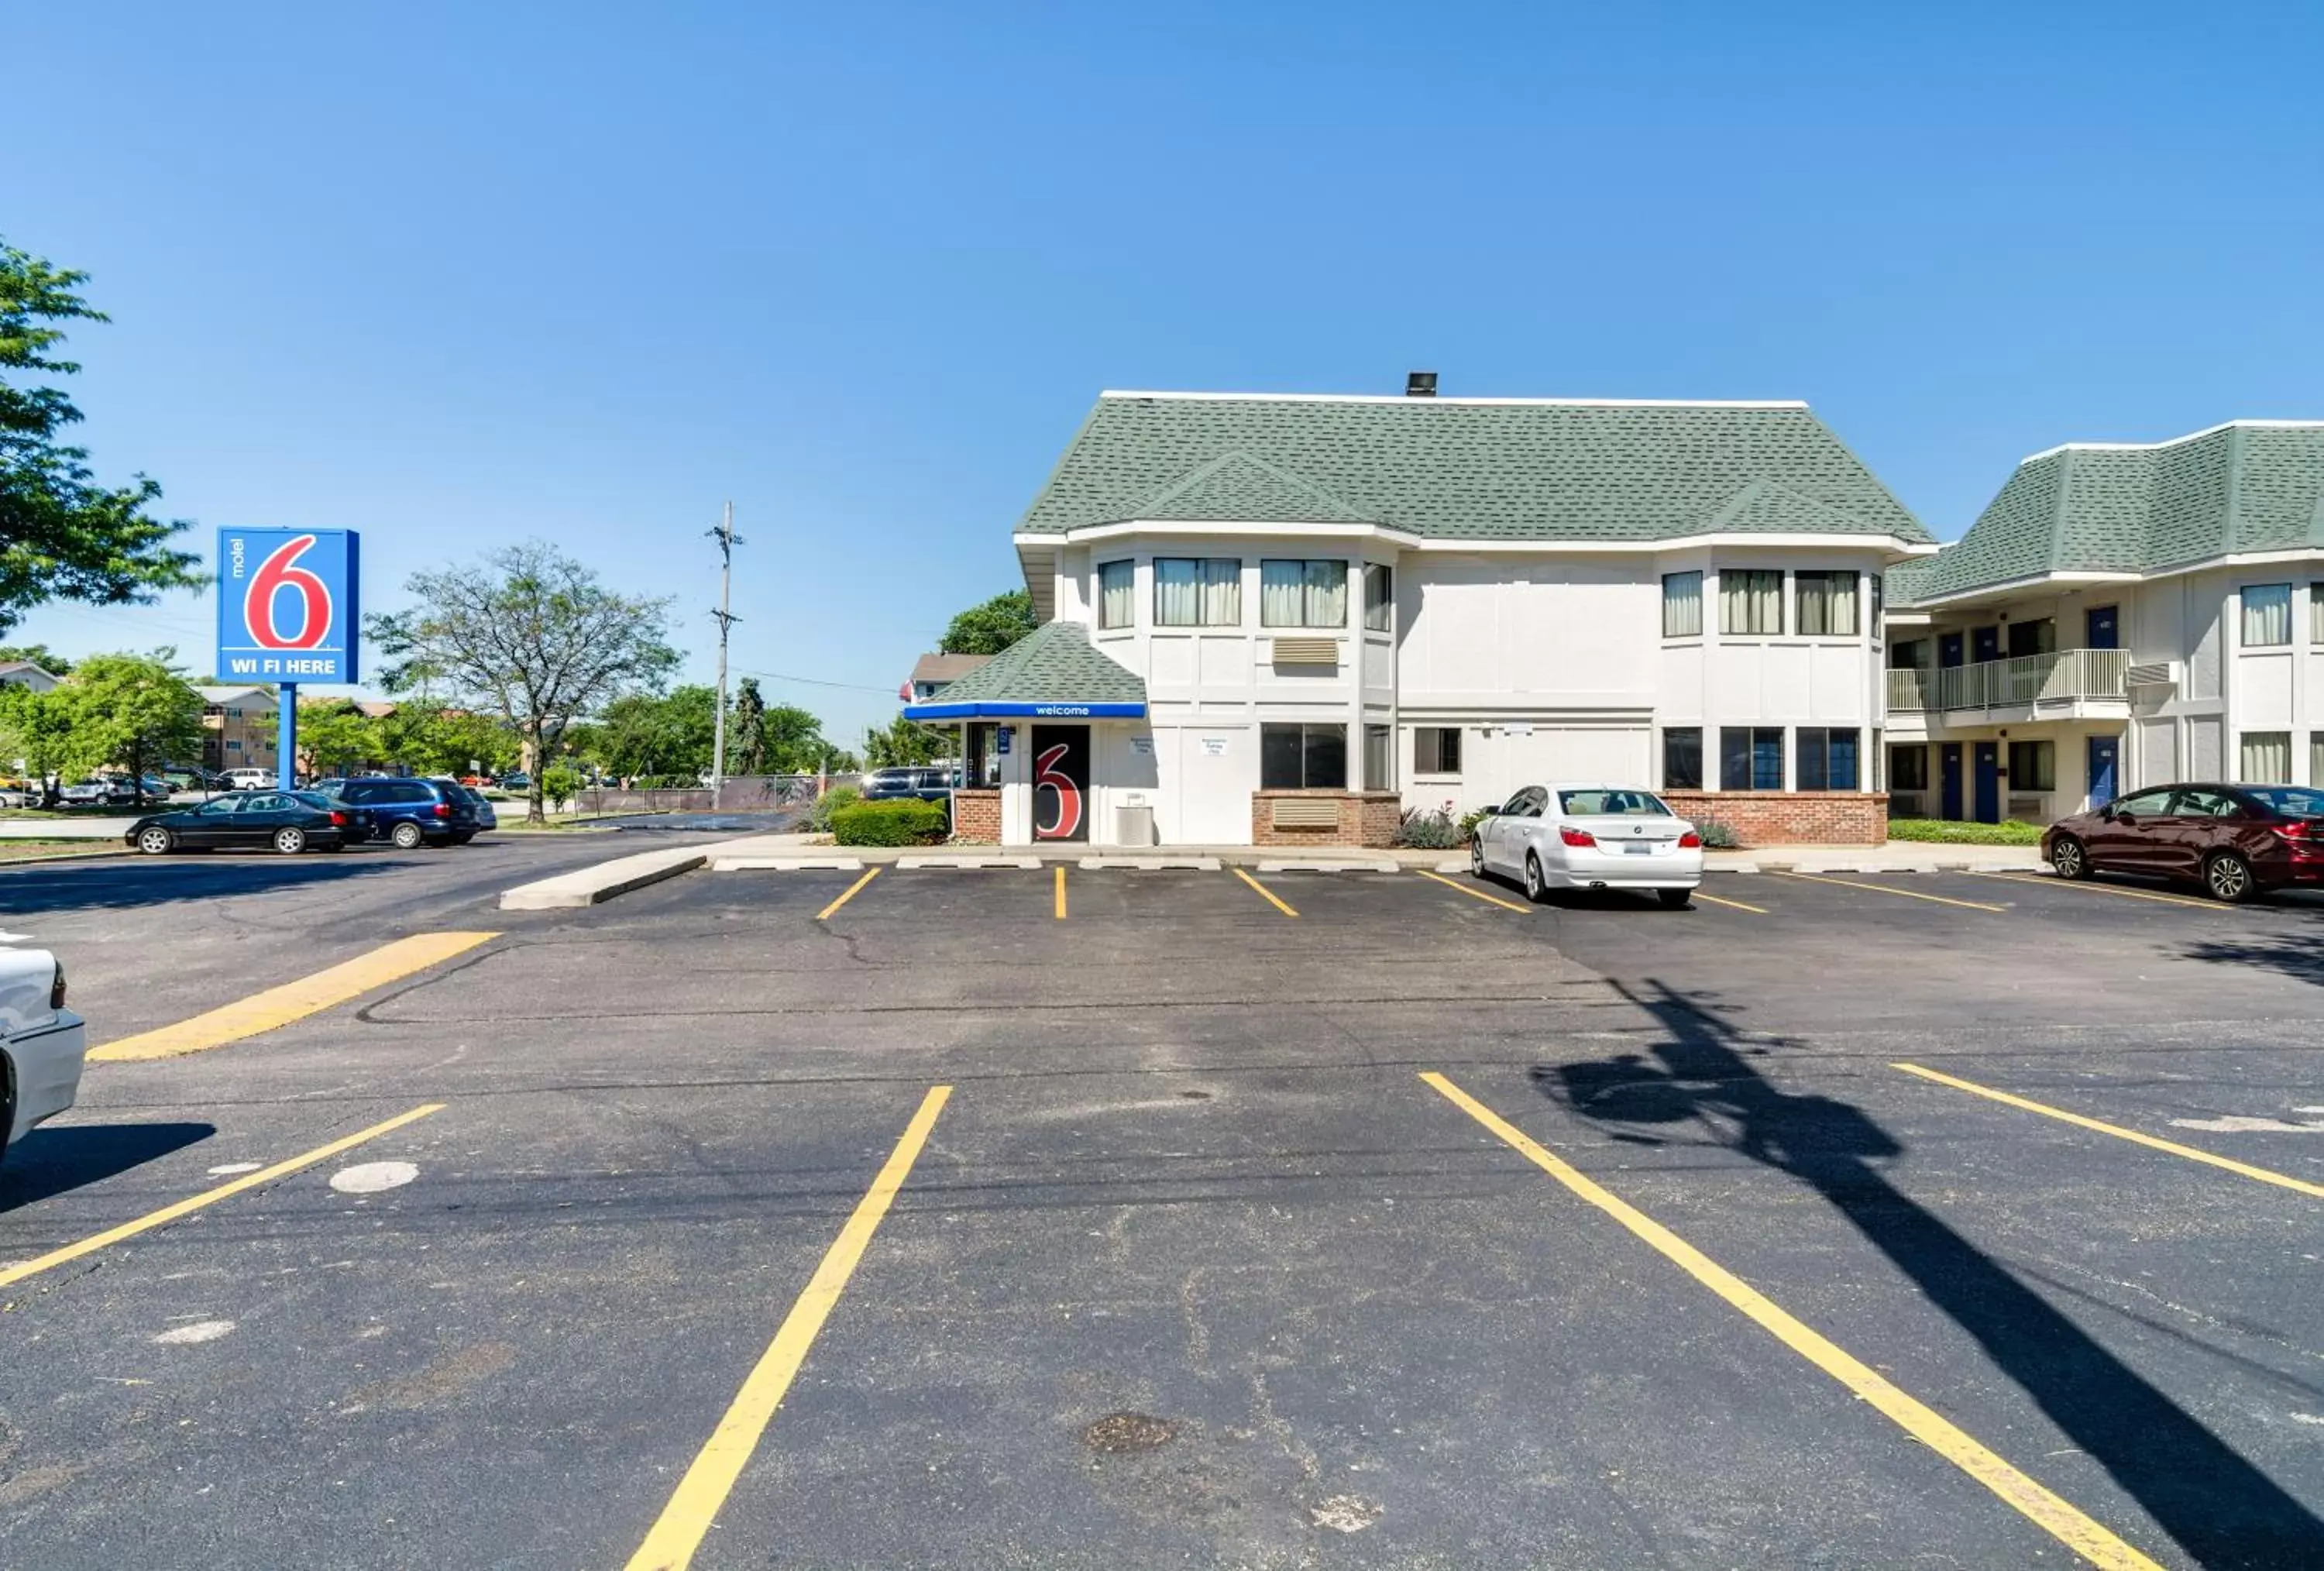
{"left": 390, "top": 821, "right": 425, "bottom": 850}
{"left": 2203, "top": 851, "right": 2256, "bottom": 904}
{"left": 2051, "top": 835, "right": 2091, "bottom": 881}
{"left": 1470, "top": 838, "right": 1485, "bottom": 877}
{"left": 1658, "top": 888, "right": 1693, "bottom": 909}
{"left": 1523, "top": 852, "right": 1547, "bottom": 903}
{"left": 273, "top": 827, "right": 307, "bottom": 854}
{"left": 136, "top": 826, "right": 174, "bottom": 855}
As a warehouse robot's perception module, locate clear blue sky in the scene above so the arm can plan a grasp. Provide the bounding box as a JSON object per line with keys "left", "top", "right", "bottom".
{"left": 12, "top": 3, "right": 2320, "bottom": 743}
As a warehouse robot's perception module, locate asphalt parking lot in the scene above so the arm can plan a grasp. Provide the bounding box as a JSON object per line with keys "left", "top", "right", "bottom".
{"left": 3, "top": 854, "right": 2321, "bottom": 1568}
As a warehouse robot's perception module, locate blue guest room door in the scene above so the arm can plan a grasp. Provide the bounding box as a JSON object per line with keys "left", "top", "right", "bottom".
{"left": 1940, "top": 744, "right": 1964, "bottom": 820}
{"left": 1974, "top": 742, "right": 2001, "bottom": 823}
{"left": 2085, "top": 605, "right": 2119, "bottom": 649}
{"left": 2088, "top": 735, "right": 2119, "bottom": 808}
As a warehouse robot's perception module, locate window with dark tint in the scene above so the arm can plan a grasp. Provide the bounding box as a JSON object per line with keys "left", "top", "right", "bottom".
{"left": 2243, "top": 786, "right": 2324, "bottom": 817}
{"left": 1363, "top": 564, "right": 1393, "bottom": 632}
{"left": 1260, "top": 723, "right": 1346, "bottom": 789}
{"left": 1721, "top": 727, "right": 1783, "bottom": 790}
{"left": 2007, "top": 619, "right": 2057, "bottom": 658}
{"left": 1413, "top": 727, "right": 1461, "bottom": 775}
{"left": 1662, "top": 727, "right": 1702, "bottom": 789}
{"left": 1796, "top": 727, "right": 1860, "bottom": 792}
{"left": 2006, "top": 740, "right": 2055, "bottom": 791}
{"left": 1889, "top": 746, "right": 1929, "bottom": 791}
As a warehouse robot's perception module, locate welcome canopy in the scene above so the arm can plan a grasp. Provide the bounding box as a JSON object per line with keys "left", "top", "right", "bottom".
{"left": 900, "top": 622, "right": 1147, "bottom": 722}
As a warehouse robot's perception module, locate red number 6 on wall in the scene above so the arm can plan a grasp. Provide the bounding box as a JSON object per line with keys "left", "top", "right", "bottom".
{"left": 1035, "top": 743, "right": 1082, "bottom": 841}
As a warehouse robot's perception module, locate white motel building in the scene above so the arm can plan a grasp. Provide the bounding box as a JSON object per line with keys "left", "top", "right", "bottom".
{"left": 907, "top": 381, "right": 1941, "bottom": 849}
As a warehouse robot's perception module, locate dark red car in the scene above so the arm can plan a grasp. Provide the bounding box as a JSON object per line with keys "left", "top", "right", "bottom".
{"left": 2044, "top": 782, "right": 2324, "bottom": 902}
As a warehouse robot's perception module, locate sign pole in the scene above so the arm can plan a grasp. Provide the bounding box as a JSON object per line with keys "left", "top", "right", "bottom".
{"left": 278, "top": 682, "right": 297, "bottom": 788}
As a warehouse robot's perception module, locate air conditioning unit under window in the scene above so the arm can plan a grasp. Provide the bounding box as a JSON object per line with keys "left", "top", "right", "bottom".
{"left": 1269, "top": 637, "right": 1339, "bottom": 666}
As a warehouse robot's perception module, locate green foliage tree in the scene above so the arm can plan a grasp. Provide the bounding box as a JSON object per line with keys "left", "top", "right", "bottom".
{"left": 369, "top": 542, "right": 678, "bottom": 823}
{"left": 762, "top": 703, "right": 838, "bottom": 774}
{"left": 297, "top": 700, "right": 383, "bottom": 779}
{"left": 862, "top": 713, "right": 947, "bottom": 768}
{"left": 0, "top": 239, "right": 201, "bottom": 634}
{"left": 375, "top": 704, "right": 521, "bottom": 778}
{"left": 0, "top": 680, "right": 74, "bottom": 798}
{"left": 52, "top": 652, "right": 201, "bottom": 805}
{"left": 0, "top": 642, "right": 70, "bottom": 675}
{"left": 729, "top": 675, "right": 768, "bottom": 774}
{"left": 940, "top": 590, "right": 1037, "bottom": 655}
{"left": 596, "top": 685, "right": 717, "bottom": 779}
{"left": 541, "top": 765, "right": 579, "bottom": 813}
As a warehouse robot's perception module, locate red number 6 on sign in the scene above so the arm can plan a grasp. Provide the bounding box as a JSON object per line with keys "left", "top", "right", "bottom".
{"left": 244, "top": 535, "right": 332, "bottom": 649}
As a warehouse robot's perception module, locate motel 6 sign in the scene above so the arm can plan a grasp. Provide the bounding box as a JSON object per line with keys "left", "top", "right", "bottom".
{"left": 215, "top": 528, "right": 361, "bottom": 683}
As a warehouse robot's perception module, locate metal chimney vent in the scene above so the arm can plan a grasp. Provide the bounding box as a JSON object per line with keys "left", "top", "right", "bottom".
{"left": 1404, "top": 371, "right": 1437, "bottom": 397}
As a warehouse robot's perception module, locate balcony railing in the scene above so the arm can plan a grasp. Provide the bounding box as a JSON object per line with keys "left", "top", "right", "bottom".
{"left": 1886, "top": 648, "right": 2130, "bottom": 713}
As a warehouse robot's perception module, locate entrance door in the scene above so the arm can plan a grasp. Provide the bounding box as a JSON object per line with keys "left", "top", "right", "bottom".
{"left": 1940, "top": 744, "right": 1964, "bottom": 820}
{"left": 1030, "top": 724, "right": 1090, "bottom": 842}
{"left": 2085, "top": 606, "right": 2119, "bottom": 650}
{"left": 1938, "top": 632, "right": 1965, "bottom": 669}
{"left": 1972, "top": 627, "right": 2001, "bottom": 664}
{"left": 1973, "top": 742, "right": 2001, "bottom": 823}
{"left": 2087, "top": 734, "right": 2120, "bottom": 809}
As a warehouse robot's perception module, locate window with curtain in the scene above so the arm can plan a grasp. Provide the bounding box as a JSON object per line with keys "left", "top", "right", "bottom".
{"left": 1721, "top": 570, "right": 1783, "bottom": 635}
{"left": 1363, "top": 564, "right": 1393, "bottom": 631}
{"left": 1662, "top": 572, "right": 1703, "bottom": 638}
{"left": 1796, "top": 727, "right": 1860, "bottom": 791}
{"left": 1260, "top": 560, "right": 1348, "bottom": 627}
{"left": 2006, "top": 618, "right": 2057, "bottom": 657}
{"left": 1870, "top": 574, "right": 1885, "bottom": 642}
{"left": 1260, "top": 722, "right": 1346, "bottom": 789}
{"left": 2240, "top": 730, "right": 2291, "bottom": 782}
{"left": 1795, "top": 572, "right": 1858, "bottom": 637}
{"left": 1154, "top": 558, "right": 1240, "bottom": 627}
{"left": 1413, "top": 727, "right": 1462, "bottom": 775}
{"left": 2006, "top": 740, "right": 2055, "bottom": 791}
{"left": 1720, "top": 726, "right": 1784, "bottom": 790}
{"left": 1097, "top": 559, "right": 1135, "bottom": 630}
{"left": 1363, "top": 724, "right": 1392, "bottom": 789}
{"left": 2242, "top": 583, "right": 2292, "bottom": 647}
{"left": 2312, "top": 585, "right": 2323, "bottom": 644}
{"left": 1662, "top": 727, "right": 1702, "bottom": 789}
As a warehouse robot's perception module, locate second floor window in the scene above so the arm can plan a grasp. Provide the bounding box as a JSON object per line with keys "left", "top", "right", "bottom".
{"left": 1721, "top": 570, "right": 1783, "bottom": 636}
{"left": 1662, "top": 572, "right": 1703, "bottom": 638}
{"left": 1098, "top": 560, "right": 1135, "bottom": 629}
{"left": 1260, "top": 559, "right": 1347, "bottom": 628}
{"left": 1154, "top": 558, "right": 1240, "bottom": 627}
{"left": 2243, "top": 583, "right": 2292, "bottom": 647}
{"left": 1795, "top": 571, "right": 1858, "bottom": 637}
{"left": 1363, "top": 564, "right": 1393, "bottom": 631}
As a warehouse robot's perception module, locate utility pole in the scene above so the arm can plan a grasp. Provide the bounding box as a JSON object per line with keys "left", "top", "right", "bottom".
{"left": 708, "top": 501, "right": 743, "bottom": 810}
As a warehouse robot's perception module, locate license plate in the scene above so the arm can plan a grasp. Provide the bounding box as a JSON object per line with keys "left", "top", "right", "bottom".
{"left": 1623, "top": 842, "right": 1653, "bottom": 855}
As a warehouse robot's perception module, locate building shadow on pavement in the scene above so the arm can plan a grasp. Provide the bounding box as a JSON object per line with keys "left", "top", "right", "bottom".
{"left": 0, "top": 1121, "right": 215, "bottom": 1212}
{"left": 0, "top": 854, "right": 408, "bottom": 916}
{"left": 1532, "top": 977, "right": 2322, "bottom": 1569}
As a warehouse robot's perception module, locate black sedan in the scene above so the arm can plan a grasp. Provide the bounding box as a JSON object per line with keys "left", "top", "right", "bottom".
{"left": 123, "top": 790, "right": 370, "bottom": 855}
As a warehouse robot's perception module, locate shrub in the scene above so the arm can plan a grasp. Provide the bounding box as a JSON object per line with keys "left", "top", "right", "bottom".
{"left": 830, "top": 798, "right": 948, "bottom": 847}
{"left": 1394, "top": 806, "right": 1463, "bottom": 849}
{"left": 804, "top": 783, "right": 861, "bottom": 834}
{"left": 1457, "top": 806, "right": 1492, "bottom": 844}
{"left": 1886, "top": 817, "right": 2045, "bottom": 846}
{"left": 1693, "top": 816, "right": 1741, "bottom": 850}
{"left": 542, "top": 766, "right": 579, "bottom": 813}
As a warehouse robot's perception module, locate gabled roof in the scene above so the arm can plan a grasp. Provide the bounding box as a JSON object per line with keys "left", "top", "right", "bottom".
{"left": 908, "top": 653, "right": 992, "bottom": 686}
{"left": 901, "top": 623, "right": 1145, "bottom": 718}
{"left": 1015, "top": 390, "right": 1932, "bottom": 545}
{"left": 1893, "top": 421, "right": 2324, "bottom": 606}
{"left": 0, "top": 660, "right": 60, "bottom": 684}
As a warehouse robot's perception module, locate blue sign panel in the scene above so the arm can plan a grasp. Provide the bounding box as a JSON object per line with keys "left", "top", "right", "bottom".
{"left": 903, "top": 700, "right": 1146, "bottom": 720}
{"left": 215, "top": 528, "right": 361, "bottom": 683}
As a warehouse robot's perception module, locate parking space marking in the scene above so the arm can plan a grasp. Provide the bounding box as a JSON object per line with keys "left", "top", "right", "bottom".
{"left": 1054, "top": 865, "right": 1067, "bottom": 920}
{"left": 1893, "top": 1062, "right": 2324, "bottom": 1200}
{"left": 1969, "top": 872, "right": 2228, "bottom": 913}
{"left": 1420, "top": 1072, "right": 2159, "bottom": 1571}
{"left": 814, "top": 866, "right": 881, "bottom": 921}
{"left": 1691, "top": 890, "right": 1769, "bottom": 914}
{"left": 0, "top": 1103, "right": 444, "bottom": 1291}
{"left": 1415, "top": 868, "right": 1532, "bottom": 913}
{"left": 624, "top": 1085, "right": 952, "bottom": 1571}
{"left": 1230, "top": 866, "right": 1299, "bottom": 918}
{"left": 1773, "top": 871, "right": 2007, "bottom": 913}
{"left": 89, "top": 933, "right": 499, "bottom": 1061}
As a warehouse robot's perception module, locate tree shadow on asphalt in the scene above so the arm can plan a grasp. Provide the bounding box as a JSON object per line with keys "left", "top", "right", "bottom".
{"left": 1532, "top": 977, "right": 2322, "bottom": 1569}
{"left": 2177, "top": 932, "right": 2324, "bottom": 988}
{"left": 0, "top": 1121, "right": 215, "bottom": 1212}
{"left": 0, "top": 854, "right": 408, "bottom": 915}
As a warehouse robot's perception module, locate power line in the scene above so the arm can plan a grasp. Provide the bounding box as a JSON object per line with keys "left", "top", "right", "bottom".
{"left": 734, "top": 667, "right": 897, "bottom": 694}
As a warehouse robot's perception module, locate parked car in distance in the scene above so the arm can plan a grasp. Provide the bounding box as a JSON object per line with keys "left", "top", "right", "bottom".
{"left": 0, "top": 931, "right": 84, "bottom": 1164}
{"left": 497, "top": 772, "right": 531, "bottom": 792}
{"left": 222, "top": 768, "right": 277, "bottom": 791}
{"left": 123, "top": 790, "right": 364, "bottom": 855}
{"left": 2045, "top": 782, "right": 2324, "bottom": 902}
{"left": 863, "top": 765, "right": 960, "bottom": 804}
{"left": 429, "top": 779, "right": 497, "bottom": 833}
{"left": 162, "top": 765, "right": 228, "bottom": 794}
{"left": 311, "top": 775, "right": 479, "bottom": 848}
{"left": 1471, "top": 783, "right": 1704, "bottom": 906}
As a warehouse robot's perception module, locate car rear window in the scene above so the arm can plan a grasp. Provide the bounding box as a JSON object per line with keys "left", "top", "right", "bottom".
{"left": 1558, "top": 790, "right": 1670, "bottom": 817}
{"left": 2242, "top": 786, "right": 2324, "bottom": 817}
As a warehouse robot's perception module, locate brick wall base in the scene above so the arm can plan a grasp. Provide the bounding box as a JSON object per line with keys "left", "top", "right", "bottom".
{"left": 1250, "top": 790, "right": 1403, "bottom": 847}
{"left": 950, "top": 789, "right": 1001, "bottom": 844}
{"left": 1658, "top": 791, "right": 1887, "bottom": 848}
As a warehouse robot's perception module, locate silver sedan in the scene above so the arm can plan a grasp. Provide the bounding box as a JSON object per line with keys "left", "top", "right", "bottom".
{"left": 1470, "top": 783, "right": 1704, "bottom": 906}
{"left": 1, "top": 933, "right": 87, "bottom": 1161}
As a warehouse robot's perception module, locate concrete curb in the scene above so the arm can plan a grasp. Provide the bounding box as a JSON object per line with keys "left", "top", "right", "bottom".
{"left": 1256, "top": 858, "right": 1401, "bottom": 874}
{"left": 709, "top": 855, "right": 864, "bottom": 872}
{"left": 499, "top": 847, "right": 711, "bottom": 909}
{"left": 897, "top": 854, "right": 1043, "bottom": 870}
{"left": 1078, "top": 855, "right": 1223, "bottom": 871}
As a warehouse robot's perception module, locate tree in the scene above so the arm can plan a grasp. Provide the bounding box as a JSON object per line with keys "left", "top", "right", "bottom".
{"left": 369, "top": 543, "right": 678, "bottom": 823}
{"left": 52, "top": 652, "right": 201, "bottom": 805}
{"left": 297, "top": 700, "right": 383, "bottom": 779}
{"left": 0, "top": 642, "right": 69, "bottom": 675}
{"left": 596, "top": 686, "right": 718, "bottom": 780}
{"left": 863, "top": 714, "right": 947, "bottom": 768}
{"left": 940, "top": 590, "right": 1037, "bottom": 655}
{"left": 1, "top": 239, "right": 202, "bottom": 634}
{"left": 0, "top": 680, "right": 74, "bottom": 800}
{"left": 729, "top": 675, "right": 768, "bottom": 774}
{"left": 373, "top": 703, "right": 520, "bottom": 778}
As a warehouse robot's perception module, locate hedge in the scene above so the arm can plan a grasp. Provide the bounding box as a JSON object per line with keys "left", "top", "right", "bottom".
{"left": 830, "top": 798, "right": 949, "bottom": 847}
{"left": 1886, "top": 817, "right": 2046, "bottom": 846}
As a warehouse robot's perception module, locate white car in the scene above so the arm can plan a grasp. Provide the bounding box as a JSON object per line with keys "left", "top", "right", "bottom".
{"left": 222, "top": 768, "right": 277, "bottom": 791}
{"left": 1, "top": 933, "right": 87, "bottom": 1162}
{"left": 1470, "top": 783, "right": 1704, "bottom": 906}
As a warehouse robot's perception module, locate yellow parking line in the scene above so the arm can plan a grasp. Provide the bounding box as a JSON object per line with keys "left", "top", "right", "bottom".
{"left": 1774, "top": 871, "right": 2006, "bottom": 913}
{"left": 1054, "top": 864, "right": 1067, "bottom": 920}
{"left": 1971, "top": 872, "right": 2226, "bottom": 913}
{"left": 89, "top": 933, "right": 498, "bottom": 1061}
{"left": 815, "top": 866, "right": 880, "bottom": 921}
{"left": 1415, "top": 868, "right": 1532, "bottom": 913}
{"left": 1419, "top": 1072, "right": 2158, "bottom": 1571}
{"left": 0, "top": 1103, "right": 444, "bottom": 1291}
{"left": 1692, "top": 890, "right": 1769, "bottom": 914}
{"left": 624, "top": 1085, "right": 951, "bottom": 1571}
{"left": 1894, "top": 1062, "right": 2324, "bottom": 1200}
{"left": 1231, "top": 866, "right": 1298, "bottom": 918}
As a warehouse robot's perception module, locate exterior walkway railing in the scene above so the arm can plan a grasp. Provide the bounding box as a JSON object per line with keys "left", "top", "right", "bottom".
{"left": 1887, "top": 649, "right": 2130, "bottom": 713}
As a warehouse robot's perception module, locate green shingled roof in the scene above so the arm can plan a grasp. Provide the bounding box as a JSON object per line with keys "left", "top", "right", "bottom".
{"left": 917, "top": 621, "right": 1145, "bottom": 706}
{"left": 1017, "top": 394, "right": 1932, "bottom": 544}
{"left": 1893, "top": 422, "right": 2324, "bottom": 605}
